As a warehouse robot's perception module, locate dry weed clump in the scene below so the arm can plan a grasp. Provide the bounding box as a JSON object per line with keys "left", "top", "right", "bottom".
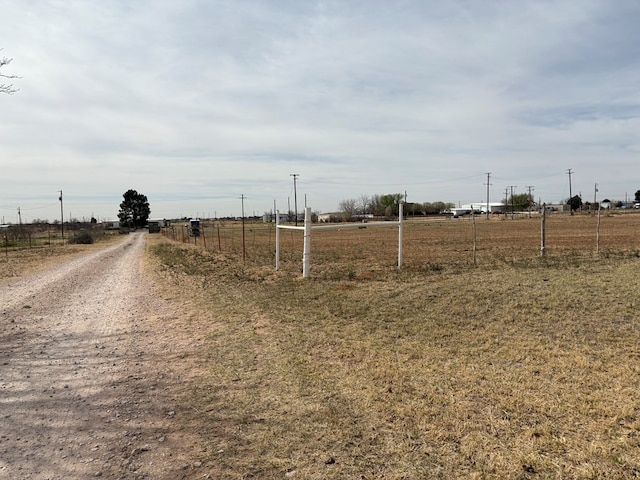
{"left": 147, "top": 228, "right": 640, "bottom": 479}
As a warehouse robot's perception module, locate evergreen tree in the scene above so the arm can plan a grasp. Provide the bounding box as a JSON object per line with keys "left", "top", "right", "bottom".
{"left": 118, "top": 189, "right": 150, "bottom": 228}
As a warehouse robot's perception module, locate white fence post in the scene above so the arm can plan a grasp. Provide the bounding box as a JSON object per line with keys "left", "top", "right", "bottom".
{"left": 275, "top": 209, "right": 280, "bottom": 270}
{"left": 302, "top": 207, "right": 312, "bottom": 278}
{"left": 398, "top": 202, "right": 404, "bottom": 268}
{"left": 275, "top": 205, "right": 402, "bottom": 278}
{"left": 540, "top": 204, "right": 546, "bottom": 257}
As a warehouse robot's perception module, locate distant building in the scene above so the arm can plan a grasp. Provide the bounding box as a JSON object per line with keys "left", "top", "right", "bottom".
{"left": 147, "top": 221, "right": 161, "bottom": 233}
{"left": 263, "top": 212, "right": 290, "bottom": 223}
{"left": 451, "top": 202, "right": 504, "bottom": 216}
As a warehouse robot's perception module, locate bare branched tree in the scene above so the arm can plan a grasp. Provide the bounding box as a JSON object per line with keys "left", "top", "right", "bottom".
{"left": 338, "top": 198, "right": 358, "bottom": 221}
{"left": 1, "top": 50, "right": 19, "bottom": 94}
{"left": 357, "top": 194, "right": 371, "bottom": 216}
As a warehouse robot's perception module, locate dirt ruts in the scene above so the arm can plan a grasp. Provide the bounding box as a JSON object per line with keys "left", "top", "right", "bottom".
{"left": 0, "top": 233, "right": 204, "bottom": 480}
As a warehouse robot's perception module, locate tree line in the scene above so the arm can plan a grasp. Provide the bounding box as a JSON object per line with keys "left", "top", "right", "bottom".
{"left": 340, "top": 189, "right": 640, "bottom": 220}
{"left": 338, "top": 194, "right": 454, "bottom": 220}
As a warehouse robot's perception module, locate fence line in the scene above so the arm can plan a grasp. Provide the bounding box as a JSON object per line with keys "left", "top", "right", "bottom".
{"left": 160, "top": 211, "right": 640, "bottom": 277}
{"left": 276, "top": 205, "right": 404, "bottom": 278}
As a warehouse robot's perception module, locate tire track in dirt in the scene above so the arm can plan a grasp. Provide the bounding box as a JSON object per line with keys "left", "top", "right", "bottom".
{"left": 0, "top": 233, "right": 205, "bottom": 479}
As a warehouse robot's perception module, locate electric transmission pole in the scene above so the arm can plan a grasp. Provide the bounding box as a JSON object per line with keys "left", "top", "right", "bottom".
{"left": 58, "top": 190, "right": 64, "bottom": 240}
{"left": 290, "top": 173, "right": 299, "bottom": 226}
{"left": 526, "top": 186, "right": 534, "bottom": 218}
{"left": 566, "top": 168, "right": 573, "bottom": 215}
{"left": 504, "top": 187, "right": 509, "bottom": 216}
{"left": 485, "top": 172, "right": 492, "bottom": 219}
{"left": 509, "top": 186, "right": 517, "bottom": 220}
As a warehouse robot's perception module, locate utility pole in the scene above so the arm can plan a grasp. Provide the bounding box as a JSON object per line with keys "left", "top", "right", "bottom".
{"left": 17, "top": 207, "right": 22, "bottom": 225}
{"left": 509, "top": 186, "right": 517, "bottom": 220}
{"left": 58, "top": 190, "right": 64, "bottom": 240}
{"left": 290, "top": 173, "right": 299, "bottom": 226}
{"left": 404, "top": 191, "right": 408, "bottom": 216}
{"left": 504, "top": 187, "right": 510, "bottom": 216}
{"left": 594, "top": 183, "right": 598, "bottom": 211}
{"left": 566, "top": 169, "right": 573, "bottom": 215}
{"left": 485, "top": 172, "right": 492, "bottom": 219}
{"left": 526, "top": 186, "right": 534, "bottom": 218}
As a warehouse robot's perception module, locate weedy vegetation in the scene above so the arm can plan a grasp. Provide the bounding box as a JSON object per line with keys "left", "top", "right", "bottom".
{"left": 147, "top": 212, "right": 640, "bottom": 479}
{"left": 0, "top": 225, "right": 120, "bottom": 282}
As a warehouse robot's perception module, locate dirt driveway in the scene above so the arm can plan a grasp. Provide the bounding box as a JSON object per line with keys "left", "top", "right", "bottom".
{"left": 0, "top": 233, "right": 205, "bottom": 479}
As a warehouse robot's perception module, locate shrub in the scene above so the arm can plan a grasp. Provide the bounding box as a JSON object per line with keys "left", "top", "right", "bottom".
{"left": 69, "top": 231, "right": 94, "bottom": 244}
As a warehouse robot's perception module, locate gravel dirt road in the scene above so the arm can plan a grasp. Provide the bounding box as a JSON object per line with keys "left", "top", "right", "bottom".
{"left": 0, "top": 233, "right": 205, "bottom": 479}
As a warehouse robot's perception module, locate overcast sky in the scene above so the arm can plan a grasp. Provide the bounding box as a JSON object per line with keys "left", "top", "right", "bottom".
{"left": 2, "top": 0, "right": 640, "bottom": 222}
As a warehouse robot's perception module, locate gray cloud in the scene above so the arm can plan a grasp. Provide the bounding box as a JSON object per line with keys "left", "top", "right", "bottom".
{"left": 2, "top": 0, "right": 640, "bottom": 222}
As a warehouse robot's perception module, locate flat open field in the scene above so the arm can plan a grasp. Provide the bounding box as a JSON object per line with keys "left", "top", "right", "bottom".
{"left": 148, "top": 211, "right": 640, "bottom": 478}
{"left": 163, "top": 211, "right": 640, "bottom": 279}
{"left": 0, "top": 229, "right": 122, "bottom": 285}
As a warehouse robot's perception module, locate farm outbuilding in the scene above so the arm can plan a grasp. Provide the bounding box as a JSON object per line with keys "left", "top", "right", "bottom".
{"left": 147, "top": 221, "right": 161, "bottom": 233}
{"left": 263, "top": 212, "right": 290, "bottom": 223}
{"left": 451, "top": 202, "right": 504, "bottom": 216}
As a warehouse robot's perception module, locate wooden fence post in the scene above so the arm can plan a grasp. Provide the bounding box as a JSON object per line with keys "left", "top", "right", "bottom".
{"left": 472, "top": 209, "right": 477, "bottom": 264}
{"left": 596, "top": 204, "right": 602, "bottom": 254}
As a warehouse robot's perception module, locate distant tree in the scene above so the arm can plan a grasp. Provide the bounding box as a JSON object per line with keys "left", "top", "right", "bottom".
{"left": 405, "top": 202, "right": 423, "bottom": 215}
{"left": 635, "top": 190, "right": 640, "bottom": 203}
{"left": 422, "top": 202, "right": 436, "bottom": 214}
{"left": 357, "top": 194, "right": 371, "bottom": 215}
{"left": 567, "top": 195, "right": 583, "bottom": 212}
{"left": 369, "top": 194, "right": 383, "bottom": 216}
{"left": 118, "top": 189, "right": 150, "bottom": 228}
{"left": 506, "top": 193, "right": 534, "bottom": 211}
{"left": 339, "top": 198, "right": 358, "bottom": 221}
{"left": 379, "top": 193, "right": 404, "bottom": 217}
{"left": 424, "top": 201, "right": 453, "bottom": 214}
{"left": 1, "top": 50, "right": 19, "bottom": 94}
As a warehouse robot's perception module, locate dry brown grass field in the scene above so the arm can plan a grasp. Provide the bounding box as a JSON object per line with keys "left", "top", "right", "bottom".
{"left": 164, "top": 211, "right": 640, "bottom": 277}
{"left": 148, "top": 211, "right": 640, "bottom": 479}
{"left": 0, "top": 227, "right": 121, "bottom": 284}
